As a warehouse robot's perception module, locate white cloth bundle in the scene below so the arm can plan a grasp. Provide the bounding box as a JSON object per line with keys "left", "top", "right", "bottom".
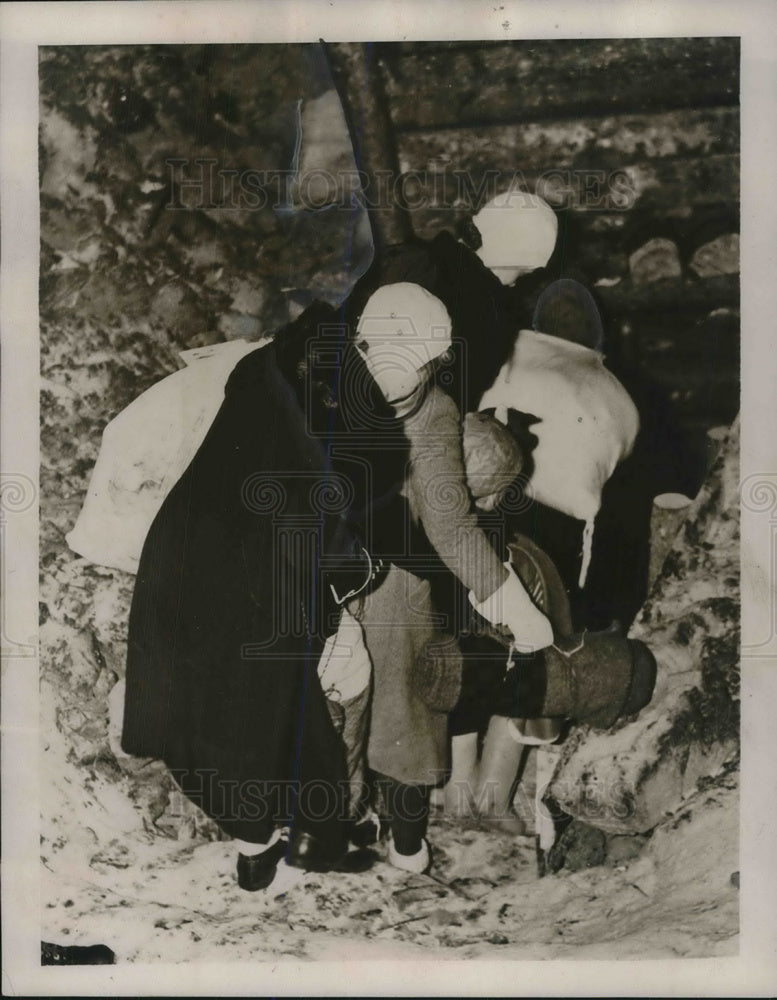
{"left": 316, "top": 608, "right": 372, "bottom": 702}
{"left": 66, "top": 338, "right": 266, "bottom": 574}
{"left": 479, "top": 330, "right": 640, "bottom": 586}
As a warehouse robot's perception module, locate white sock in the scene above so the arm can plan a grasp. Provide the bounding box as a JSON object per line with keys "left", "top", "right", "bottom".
{"left": 235, "top": 827, "right": 283, "bottom": 856}
{"left": 387, "top": 836, "right": 430, "bottom": 874}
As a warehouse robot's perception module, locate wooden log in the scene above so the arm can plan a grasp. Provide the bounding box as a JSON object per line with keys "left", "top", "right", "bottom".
{"left": 548, "top": 417, "right": 740, "bottom": 834}
{"left": 388, "top": 41, "right": 518, "bottom": 57}
{"left": 323, "top": 42, "right": 413, "bottom": 249}
{"left": 410, "top": 206, "right": 741, "bottom": 287}
{"left": 397, "top": 107, "right": 740, "bottom": 176}
{"left": 648, "top": 493, "right": 696, "bottom": 592}
{"left": 635, "top": 375, "right": 739, "bottom": 429}
{"left": 631, "top": 313, "right": 740, "bottom": 370}
{"left": 619, "top": 154, "right": 739, "bottom": 212}
{"left": 595, "top": 275, "right": 739, "bottom": 317}
{"left": 412, "top": 201, "right": 739, "bottom": 261}
{"left": 380, "top": 38, "right": 739, "bottom": 130}
{"left": 389, "top": 153, "right": 739, "bottom": 234}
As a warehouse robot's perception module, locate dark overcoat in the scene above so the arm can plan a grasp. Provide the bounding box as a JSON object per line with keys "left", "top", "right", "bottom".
{"left": 121, "top": 317, "right": 381, "bottom": 843}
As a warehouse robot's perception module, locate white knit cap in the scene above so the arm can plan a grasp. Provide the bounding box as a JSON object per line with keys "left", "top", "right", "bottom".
{"left": 356, "top": 283, "right": 452, "bottom": 402}
{"left": 473, "top": 190, "right": 558, "bottom": 283}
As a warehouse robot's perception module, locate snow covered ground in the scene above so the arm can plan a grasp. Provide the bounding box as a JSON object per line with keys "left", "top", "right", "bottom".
{"left": 40, "top": 647, "right": 738, "bottom": 962}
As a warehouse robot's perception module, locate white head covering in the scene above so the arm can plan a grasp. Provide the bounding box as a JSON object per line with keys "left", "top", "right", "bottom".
{"left": 356, "top": 283, "right": 452, "bottom": 403}
{"left": 473, "top": 189, "right": 558, "bottom": 285}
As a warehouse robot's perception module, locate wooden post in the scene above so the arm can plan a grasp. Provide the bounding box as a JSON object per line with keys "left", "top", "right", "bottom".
{"left": 323, "top": 41, "right": 414, "bottom": 250}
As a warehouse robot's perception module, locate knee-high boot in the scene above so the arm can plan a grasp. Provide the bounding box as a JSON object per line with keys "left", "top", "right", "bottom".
{"left": 472, "top": 715, "right": 526, "bottom": 832}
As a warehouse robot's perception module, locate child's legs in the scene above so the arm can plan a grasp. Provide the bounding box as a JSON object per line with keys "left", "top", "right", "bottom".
{"left": 374, "top": 772, "right": 431, "bottom": 855}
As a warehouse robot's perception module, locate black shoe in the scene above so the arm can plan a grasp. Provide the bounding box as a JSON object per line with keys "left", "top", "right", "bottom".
{"left": 236, "top": 838, "right": 288, "bottom": 892}
{"left": 350, "top": 813, "right": 384, "bottom": 848}
{"left": 41, "top": 942, "right": 115, "bottom": 965}
{"left": 286, "top": 829, "right": 377, "bottom": 874}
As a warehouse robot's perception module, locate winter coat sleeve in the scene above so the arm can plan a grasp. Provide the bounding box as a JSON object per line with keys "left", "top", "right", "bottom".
{"left": 403, "top": 385, "right": 509, "bottom": 604}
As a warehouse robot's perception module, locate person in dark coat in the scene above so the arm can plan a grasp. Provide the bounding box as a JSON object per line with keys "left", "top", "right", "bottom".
{"left": 122, "top": 303, "right": 387, "bottom": 891}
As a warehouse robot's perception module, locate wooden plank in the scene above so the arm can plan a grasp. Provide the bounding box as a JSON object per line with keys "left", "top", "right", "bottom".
{"left": 380, "top": 38, "right": 740, "bottom": 130}
{"left": 397, "top": 107, "right": 740, "bottom": 176}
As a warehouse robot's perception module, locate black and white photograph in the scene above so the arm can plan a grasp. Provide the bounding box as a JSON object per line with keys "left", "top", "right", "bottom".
{"left": 2, "top": 1, "right": 776, "bottom": 995}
